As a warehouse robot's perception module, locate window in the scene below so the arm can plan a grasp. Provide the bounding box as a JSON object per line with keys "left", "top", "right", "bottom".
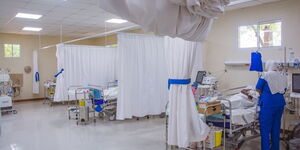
{"left": 238, "top": 20, "right": 282, "bottom": 49}
{"left": 4, "top": 44, "right": 21, "bottom": 57}
{"left": 106, "top": 44, "right": 118, "bottom": 48}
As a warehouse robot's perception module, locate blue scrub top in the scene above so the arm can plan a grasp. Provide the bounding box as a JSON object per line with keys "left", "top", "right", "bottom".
{"left": 256, "top": 78, "right": 286, "bottom": 108}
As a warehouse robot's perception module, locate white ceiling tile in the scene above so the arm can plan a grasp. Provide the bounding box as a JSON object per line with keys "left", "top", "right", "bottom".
{"left": 53, "top": 6, "right": 82, "bottom": 14}
{"left": 0, "top": 0, "right": 134, "bottom": 36}
{"left": 0, "top": 0, "right": 28, "bottom": 8}
{"left": 0, "top": 9, "right": 21, "bottom": 19}
{"left": 62, "top": 1, "right": 93, "bottom": 9}
{"left": 43, "top": 12, "right": 70, "bottom": 20}
{"left": 257, "top": 0, "right": 281, "bottom": 3}
{"left": 226, "top": 0, "right": 282, "bottom": 10}
{"left": 23, "top": 2, "right": 56, "bottom": 13}
{"left": 28, "top": 0, "right": 65, "bottom": 6}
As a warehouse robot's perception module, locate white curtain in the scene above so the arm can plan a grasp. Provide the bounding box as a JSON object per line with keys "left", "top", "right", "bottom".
{"left": 32, "top": 50, "right": 39, "bottom": 94}
{"left": 117, "top": 33, "right": 168, "bottom": 120}
{"left": 98, "top": 0, "right": 229, "bottom": 41}
{"left": 54, "top": 44, "right": 117, "bottom": 102}
{"left": 165, "top": 37, "right": 209, "bottom": 148}
{"left": 191, "top": 44, "right": 205, "bottom": 81}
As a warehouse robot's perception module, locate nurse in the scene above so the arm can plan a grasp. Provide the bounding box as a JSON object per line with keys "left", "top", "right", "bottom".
{"left": 256, "top": 60, "right": 288, "bottom": 150}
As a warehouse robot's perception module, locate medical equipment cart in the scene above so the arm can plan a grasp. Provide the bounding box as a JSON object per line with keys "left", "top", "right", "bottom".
{"left": 44, "top": 81, "right": 56, "bottom": 106}
{"left": 67, "top": 86, "right": 97, "bottom": 125}
{"left": 0, "top": 69, "right": 17, "bottom": 115}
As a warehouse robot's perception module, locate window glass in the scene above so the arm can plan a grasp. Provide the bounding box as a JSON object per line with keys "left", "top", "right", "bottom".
{"left": 238, "top": 20, "right": 282, "bottom": 49}
{"left": 238, "top": 25, "right": 258, "bottom": 48}
{"left": 259, "top": 22, "right": 281, "bottom": 48}
{"left": 110, "top": 44, "right": 118, "bottom": 47}
{"left": 4, "top": 44, "right": 13, "bottom": 57}
{"left": 4, "top": 44, "right": 21, "bottom": 58}
{"left": 12, "top": 44, "right": 21, "bottom": 57}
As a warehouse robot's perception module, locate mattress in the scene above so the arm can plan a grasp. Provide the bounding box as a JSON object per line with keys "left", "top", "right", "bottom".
{"left": 206, "top": 106, "right": 257, "bottom": 127}
{"left": 103, "top": 86, "right": 118, "bottom": 99}
{"left": 228, "top": 107, "right": 257, "bottom": 125}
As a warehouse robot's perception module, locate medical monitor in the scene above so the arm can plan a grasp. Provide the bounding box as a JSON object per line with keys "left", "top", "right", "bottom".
{"left": 292, "top": 73, "right": 300, "bottom": 93}
{"left": 195, "top": 71, "right": 206, "bottom": 84}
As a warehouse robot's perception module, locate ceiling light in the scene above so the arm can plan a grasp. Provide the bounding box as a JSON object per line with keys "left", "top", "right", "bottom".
{"left": 228, "top": 0, "right": 254, "bottom": 6}
{"left": 16, "top": 13, "right": 42, "bottom": 19}
{"left": 105, "top": 18, "right": 128, "bottom": 24}
{"left": 22, "top": 27, "right": 42, "bottom": 32}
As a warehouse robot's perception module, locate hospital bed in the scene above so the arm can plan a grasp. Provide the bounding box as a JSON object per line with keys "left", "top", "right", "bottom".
{"left": 67, "top": 83, "right": 118, "bottom": 122}
{"left": 165, "top": 86, "right": 259, "bottom": 150}
{"left": 0, "top": 69, "right": 17, "bottom": 115}
{"left": 205, "top": 86, "right": 260, "bottom": 150}
{"left": 94, "top": 84, "right": 118, "bottom": 121}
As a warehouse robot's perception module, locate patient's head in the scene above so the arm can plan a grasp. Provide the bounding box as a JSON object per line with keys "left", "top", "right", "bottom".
{"left": 241, "top": 89, "right": 253, "bottom": 100}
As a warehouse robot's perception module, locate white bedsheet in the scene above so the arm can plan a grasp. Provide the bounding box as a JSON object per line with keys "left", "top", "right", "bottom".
{"left": 103, "top": 86, "right": 118, "bottom": 99}
{"left": 221, "top": 91, "right": 258, "bottom": 125}
{"left": 66, "top": 87, "right": 118, "bottom": 101}
{"left": 67, "top": 89, "right": 87, "bottom": 101}
{"left": 228, "top": 107, "right": 257, "bottom": 125}
{"left": 222, "top": 93, "right": 257, "bottom": 109}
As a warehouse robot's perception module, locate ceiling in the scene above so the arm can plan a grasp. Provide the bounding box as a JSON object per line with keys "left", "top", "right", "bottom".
{"left": 226, "top": 0, "right": 282, "bottom": 11}
{"left": 0, "top": 0, "right": 136, "bottom": 37}
{"left": 0, "top": 0, "right": 283, "bottom": 37}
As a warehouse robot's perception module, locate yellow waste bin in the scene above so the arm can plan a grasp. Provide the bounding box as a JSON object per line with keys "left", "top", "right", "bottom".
{"left": 214, "top": 130, "right": 223, "bottom": 147}
{"left": 79, "top": 100, "right": 85, "bottom": 106}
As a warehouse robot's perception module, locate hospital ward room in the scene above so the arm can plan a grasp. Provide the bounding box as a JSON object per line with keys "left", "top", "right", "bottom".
{"left": 1, "top": 0, "right": 300, "bottom": 150}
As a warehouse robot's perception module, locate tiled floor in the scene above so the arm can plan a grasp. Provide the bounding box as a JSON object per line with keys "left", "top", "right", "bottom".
{"left": 0, "top": 101, "right": 165, "bottom": 150}
{"left": 0, "top": 101, "right": 296, "bottom": 150}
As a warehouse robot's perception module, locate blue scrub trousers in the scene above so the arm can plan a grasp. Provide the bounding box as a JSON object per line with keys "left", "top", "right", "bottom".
{"left": 259, "top": 106, "right": 284, "bottom": 150}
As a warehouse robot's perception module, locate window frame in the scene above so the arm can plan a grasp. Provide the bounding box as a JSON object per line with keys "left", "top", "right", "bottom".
{"left": 3, "top": 43, "right": 21, "bottom": 58}
{"left": 237, "top": 19, "right": 283, "bottom": 51}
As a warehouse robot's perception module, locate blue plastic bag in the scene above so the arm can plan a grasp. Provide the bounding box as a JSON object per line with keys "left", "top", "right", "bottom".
{"left": 250, "top": 52, "right": 263, "bottom": 72}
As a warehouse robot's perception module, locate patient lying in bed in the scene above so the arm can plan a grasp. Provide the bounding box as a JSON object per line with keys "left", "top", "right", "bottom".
{"left": 222, "top": 87, "right": 258, "bottom": 109}
{"left": 221, "top": 87, "right": 259, "bottom": 125}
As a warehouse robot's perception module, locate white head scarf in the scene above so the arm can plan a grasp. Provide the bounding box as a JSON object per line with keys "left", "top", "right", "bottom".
{"left": 261, "top": 60, "right": 287, "bottom": 94}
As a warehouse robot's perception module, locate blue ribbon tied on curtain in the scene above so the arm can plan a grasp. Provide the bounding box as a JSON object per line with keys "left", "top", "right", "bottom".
{"left": 250, "top": 52, "right": 263, "bottom": 72}
{"left": 168, "top": 79, "right": 191, "bottom": 89}
{"left": 54, "top": 68, "right": 64, "bottom": 78}
{"left": 35, "top": 72, "right": 40, "bottom": 82}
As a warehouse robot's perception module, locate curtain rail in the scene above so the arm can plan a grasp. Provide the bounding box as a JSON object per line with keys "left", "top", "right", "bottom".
{"left": 40, "top": 25, "right": 139, "bottom": 50}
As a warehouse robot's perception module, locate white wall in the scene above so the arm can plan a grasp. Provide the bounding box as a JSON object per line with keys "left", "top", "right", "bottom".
{"left": 0, "top": 33, "right": 57, "bottom": 100}
{"left": 205, "top": 0, "right": 300, "bottom": 90}
{"left": 0, "top": 33, "right": 96, "bottom": 100}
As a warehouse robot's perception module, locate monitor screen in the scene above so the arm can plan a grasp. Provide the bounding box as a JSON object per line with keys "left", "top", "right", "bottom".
{"left": 292, "top": 73, "right": 300, "bottom": 93}
{"left": 196, "top": 71, "right": 206, "bottom": 84}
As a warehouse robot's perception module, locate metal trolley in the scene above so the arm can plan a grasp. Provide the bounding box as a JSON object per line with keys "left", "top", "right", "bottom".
{"left": 67, "top": 86, "right": 98, "bottom": 125}
{"left": 67, "top": 83, "right": 118, "bottom": 124}
{"left": 43, "top": 81, "right": 56, "bottom": 106}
